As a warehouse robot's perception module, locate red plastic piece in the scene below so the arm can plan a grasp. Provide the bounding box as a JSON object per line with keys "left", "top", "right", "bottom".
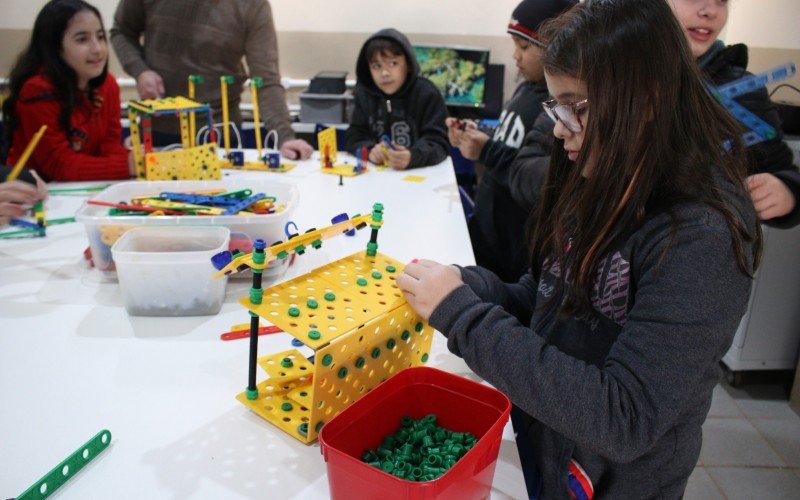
{"left": 86, "top": 200, "right": 187, "bottom": 216}
{"left": 319, "top": 366, "right": 511, "bottom": 500}
{"left": 220, "top": 325, "right": 283, "bottom": 341}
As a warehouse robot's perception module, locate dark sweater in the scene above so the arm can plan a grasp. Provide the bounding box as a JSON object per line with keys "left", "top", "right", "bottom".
{"left": 346, "top": 29, "right": 449, "bottom": 168}
{"left": 701, "top": 41, "right": 800, "bottom": 228}
{"left": 429, "top": 177, "right": 757, "bottom": 499}
{"left": 469, "top": 82, "right": 552, "bottom": 281}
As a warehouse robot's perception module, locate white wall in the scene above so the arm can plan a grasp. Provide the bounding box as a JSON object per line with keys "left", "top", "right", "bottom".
{"left": 2, "top": 0, "right": 798, "bottom": 48}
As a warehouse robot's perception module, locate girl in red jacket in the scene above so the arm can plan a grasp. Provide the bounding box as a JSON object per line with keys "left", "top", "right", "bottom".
{"left": 2, "top": 0, "right": 132, "bottom": 182}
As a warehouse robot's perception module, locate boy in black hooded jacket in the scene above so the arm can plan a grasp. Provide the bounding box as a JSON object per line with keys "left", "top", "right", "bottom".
{"left": 346, "top": 28, "right": 449, "bottom": 170}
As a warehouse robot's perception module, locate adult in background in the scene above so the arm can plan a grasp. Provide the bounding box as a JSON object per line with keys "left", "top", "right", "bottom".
{"left": 110, "top": 0, "right": 313, "bottom": 160}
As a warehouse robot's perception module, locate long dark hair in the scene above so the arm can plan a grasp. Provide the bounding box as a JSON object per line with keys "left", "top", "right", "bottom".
{"left": 530, "top": 0, "right": 761, "bottom": 315}
{"left": 2, "top": 0, "right": 108, "bottom": 155}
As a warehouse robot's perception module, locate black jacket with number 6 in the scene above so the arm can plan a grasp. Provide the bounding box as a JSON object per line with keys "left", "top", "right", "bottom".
{"left": 346, "top": 28, "right": 449, "bottom": 169}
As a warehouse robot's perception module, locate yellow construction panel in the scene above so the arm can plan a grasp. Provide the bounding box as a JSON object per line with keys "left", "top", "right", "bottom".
{"left": 314, "top": 253, "right": 406, "bottom": 314}
{"left": 305, "top": 303, "right": 433, "bottom": 443}
{"left": 224, "top": 161, "right": 297, "bottom": 173}
{"left": 129, "top": 96, "right": 206, "bottom": 113}
{"left": 320, "top": 164, "right": 368, "bottom": 177}
{"left": 239, "top": 272, "right": 376, "bottom": 350}
{"left": 144, "top": 143, "right": 223, "bottom": 180}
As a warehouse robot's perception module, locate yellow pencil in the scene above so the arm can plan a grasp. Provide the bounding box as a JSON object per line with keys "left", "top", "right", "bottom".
{"left": 6, "top": 124, "right": 47, "bottom": 182}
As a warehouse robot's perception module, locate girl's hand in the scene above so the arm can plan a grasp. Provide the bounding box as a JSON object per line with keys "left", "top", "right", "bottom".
{"left": 387, "top": 142, "right": 411, "bottom": 170}
{"left": 396, "top": 259, "right": 463, "bottom": 321}
{"left": 747, "top": 173, "right": 796, "bottom": 220}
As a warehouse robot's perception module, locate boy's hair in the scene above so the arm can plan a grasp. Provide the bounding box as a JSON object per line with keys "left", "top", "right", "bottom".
{"left": 2, "top": 0, "right": 108, "bottom": 155}
{"left": 364, "top": 38, "right": 406, "bottom": 64}
{"left": 529, "top": 0, "right": 760, "bottom": 315}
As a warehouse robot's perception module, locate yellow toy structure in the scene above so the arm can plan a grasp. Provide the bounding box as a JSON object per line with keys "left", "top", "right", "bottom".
{"left": 128, "top": 96, "right": 223, "bottom": 180}
{"left": 318, "top": 127, "right": 368, "bottom": 177}
{"left": 214, "top": 203, "right": 432, "bottom": 444}
{"left": 217, "top": 75, "right": 296, "bottom": 173}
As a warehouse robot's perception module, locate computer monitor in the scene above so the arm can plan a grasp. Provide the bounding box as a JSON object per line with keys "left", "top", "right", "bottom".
{"left": 413, "top": 44, "right": 490, "bottom": 108}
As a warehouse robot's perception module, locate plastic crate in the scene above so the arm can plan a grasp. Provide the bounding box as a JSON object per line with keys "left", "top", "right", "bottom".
{"left": 75, "top": 179, "right": 298, "bottom": 280}
{"left": 319, "top": 366, "right": 511, "bottom": 500}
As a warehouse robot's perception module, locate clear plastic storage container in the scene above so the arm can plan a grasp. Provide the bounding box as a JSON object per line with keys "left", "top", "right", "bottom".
{"left": 76, "top": 179, "right": 298, "bottom": 281}
{"left": 112, "top": 226, "right": 230, "bottom": 316}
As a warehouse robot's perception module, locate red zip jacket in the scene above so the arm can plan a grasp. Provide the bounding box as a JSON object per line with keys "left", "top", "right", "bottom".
{"left": 7, "top": 72, "right": 130, "bottom": 181}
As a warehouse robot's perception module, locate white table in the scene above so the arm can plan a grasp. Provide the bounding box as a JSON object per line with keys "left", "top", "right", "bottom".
{"left": 0, "top": 153, "right": 527, "bottom": 499}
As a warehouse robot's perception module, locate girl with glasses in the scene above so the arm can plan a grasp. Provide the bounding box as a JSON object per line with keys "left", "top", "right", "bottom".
{"left": 397, "top": 0, "right": 760, "bottom": 498}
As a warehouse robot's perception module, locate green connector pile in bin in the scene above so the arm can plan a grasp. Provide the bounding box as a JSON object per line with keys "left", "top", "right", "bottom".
{"left": 361, "top": 414, "right": 478, "bottom": 482}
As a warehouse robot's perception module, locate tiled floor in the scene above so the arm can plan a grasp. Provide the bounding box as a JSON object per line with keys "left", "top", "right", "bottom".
{"left": 685, "top": 372, "right": 800, "bottom": 499}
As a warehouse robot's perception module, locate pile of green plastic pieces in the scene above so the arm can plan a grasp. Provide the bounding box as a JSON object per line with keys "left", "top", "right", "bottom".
{"left": 360, "top": 414, "right": 478, "bottom": 481}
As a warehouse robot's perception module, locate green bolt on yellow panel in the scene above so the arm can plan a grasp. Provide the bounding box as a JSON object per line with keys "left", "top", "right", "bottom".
{"left": 236, "top": 251, "right": 433, "bottom": 444}
{"left": 304, "top": 302, "right": 432, "bottom": 443}
{"left": 235, "top": 385, "right": 312, "bottom": 439}
{"left": 314, "top": 253, "right": 406, "bottom": 313}
{"left": 144, "top": 143, "right": 223, "bottom": 180}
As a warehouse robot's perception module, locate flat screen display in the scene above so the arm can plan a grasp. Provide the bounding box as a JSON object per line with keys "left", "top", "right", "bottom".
{"left": 413, "top": 44, "right": 490, "bottom": 108}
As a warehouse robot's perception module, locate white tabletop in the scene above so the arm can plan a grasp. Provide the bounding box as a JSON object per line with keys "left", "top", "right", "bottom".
{"left": 0, "top": 153, "right": 527, "bottom": 499}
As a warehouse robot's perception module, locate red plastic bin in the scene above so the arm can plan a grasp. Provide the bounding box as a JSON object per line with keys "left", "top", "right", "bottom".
{"left": 319, "top": 366, "right": 511, "bottom": 500}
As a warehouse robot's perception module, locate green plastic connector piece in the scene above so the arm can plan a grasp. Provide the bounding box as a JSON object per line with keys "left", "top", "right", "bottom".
{"left": 250, "top": 77, "right": 264, "bottom": 88}
{"left": 307, "top": 299, "right": 319, "bottom": 309}
{"left": 280, "top": 357, "right": 293, "bottom": 368}
{"left": 17, "top": 429, "right": 112, "bottom": 500}
{"left": 221, "top": 75, "right": 235, "bottom": 84}
{"left": 366, "top": 242, "right": 378, "bottom": 256}
{"left": 297, "top": 423, "right": 309, "bottom": 437}
{"left": 371, "top": 271, "right": 382, "bottom": 279}
{"left": 246, "top": 387, "right": 258, "bottom": 400}
{"left": 294, "top": 244, "right": 306, "bottom": 254}
{"left": 276, "top": 250, "right": 289, "bottom": 260}
{"left": 355, "top": 356, "right": 366, "bottom": 368}
{"left": 357, "top": 278, "right": 368, "bottom": 286}
{"left": 281, "top": 402, "right": 293, "bottom": 411}
{"left": 321, "top": 354, "right": 334, "bottom": 366}
{"left": 386, "top": 265, "right": 396, "bottom": 273}
{"left": 324, "top": 292, "right": 336, "bottom": 301}
{"left": 337, "top": 367, "right": 348, "bottom": 379}
{"left": 311, "top": 239, "right": 323, "bottom": 249}
{"left": 189, "top": 75, "right": 204, "bottom": 83}
{"left": 288, "top": 307, "right": 300, "bottom": 317}
{"left": 415, "top": 322, "right": 424, "bottom": 333}
{"left": 308, "top": 330, "right": 321, "bottom": 340}
{"left": 315, "top": 421, "right": 324, "bottom": 432}
{"left": 386, "top": 338, "right": 396, "bottom": 349}
{"left": 401, "top": 330, "right": 411, "bottom": 341}
{"left": 371, "top": 347, "right": 381, "bottom": 359}
{"left": 249, "top": 287, "right": 264, "bottom": 305}
{"left": 421, "top": 353, "right": 429, "bottom": 362}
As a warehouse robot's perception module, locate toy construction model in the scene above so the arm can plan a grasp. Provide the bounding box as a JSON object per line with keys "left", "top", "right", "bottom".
{"left": 711, "top": 62, "right": 796, "bottom": 147}
{"left": 212, "top": 203, "right": 432, "bottom": 444}
{"left": 128, "top": 96, "right": 223, "bottom": 181}
{"left": 318, "top": 127, "right": 368, "bottom": 177}
{"left": 216, "top": 75, "right": 296, "bottom": 173}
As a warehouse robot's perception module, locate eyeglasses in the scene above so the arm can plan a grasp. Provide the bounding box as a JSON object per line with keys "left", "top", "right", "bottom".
{"left": 542, "top": 98, "right": 589, "bottom": 133}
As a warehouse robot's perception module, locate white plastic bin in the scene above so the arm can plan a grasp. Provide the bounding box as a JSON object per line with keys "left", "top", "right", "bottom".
{"left": 76, "top": 179, "right": 298, "bottom": 281}
{"left": 112, "top": 226, "right": 230, "bottom": 316}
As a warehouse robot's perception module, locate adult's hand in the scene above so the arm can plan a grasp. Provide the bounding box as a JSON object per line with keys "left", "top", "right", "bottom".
{"left": 280, "top": 138, "right": 314, "bottom": 160}
{"left": 136, "top": 70, "right": 165, "bottom": 99}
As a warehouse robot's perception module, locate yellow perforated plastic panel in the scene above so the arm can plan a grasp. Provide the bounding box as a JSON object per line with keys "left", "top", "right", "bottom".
{"left": 239, "top": 252, "right": 406, "bottom": 350}
{"left": 144, "top": 143, "right": 223, "bottom": 180}
{"left": 320, "top": 164, "right": 368, "bottom": 177}
{"left": 236, "top": 251, "right": 433, "bottom": 444}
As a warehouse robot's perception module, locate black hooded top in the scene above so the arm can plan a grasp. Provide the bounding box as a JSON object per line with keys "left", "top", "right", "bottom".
{"left": 346, "top": 29, "right": 449, "bottom": 168}
{"left": 700, "top": 41, "right": 800, "bottom": 228}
